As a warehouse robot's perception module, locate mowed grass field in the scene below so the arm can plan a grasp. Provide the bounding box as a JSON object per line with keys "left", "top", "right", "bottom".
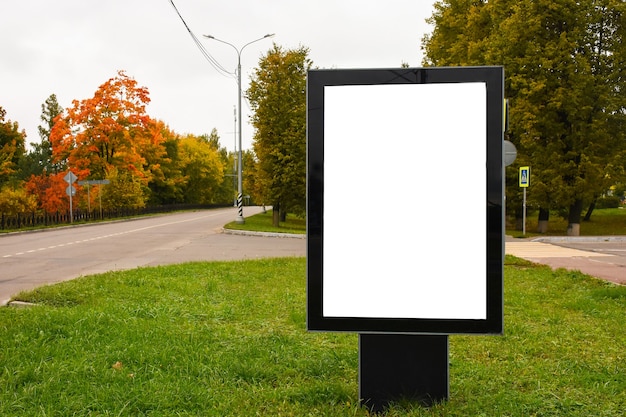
{"left": 1, "top": 255, "right": 625, "bottom": 416}
{"left": 508, "top": 207, "right": 626, "bottom": 237}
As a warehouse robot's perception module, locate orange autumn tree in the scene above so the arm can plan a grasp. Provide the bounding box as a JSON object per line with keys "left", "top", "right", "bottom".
{"left": 25, "top": 172, "right": 68, "bottom": 214}
{"left": 50, "top": 70, "right": 158, "bottom": 209}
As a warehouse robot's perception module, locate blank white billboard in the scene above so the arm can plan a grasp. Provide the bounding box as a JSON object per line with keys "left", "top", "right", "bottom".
{"left": 323, "top": 82, "right": 486, "bottom": 320}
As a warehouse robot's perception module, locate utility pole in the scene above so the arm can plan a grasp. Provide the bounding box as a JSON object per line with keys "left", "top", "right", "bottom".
{"left": 204, "top": 33, "right": 274, "bottom": 224}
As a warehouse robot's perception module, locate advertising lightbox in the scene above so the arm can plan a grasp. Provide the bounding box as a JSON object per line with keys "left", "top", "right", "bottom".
{"left": 307, "top": 67, "right": 504, "bottom": 334}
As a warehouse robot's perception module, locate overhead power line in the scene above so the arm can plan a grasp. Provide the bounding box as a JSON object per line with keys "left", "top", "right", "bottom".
{"left": 168, "top": 0, "right": 234, "bottom": 78}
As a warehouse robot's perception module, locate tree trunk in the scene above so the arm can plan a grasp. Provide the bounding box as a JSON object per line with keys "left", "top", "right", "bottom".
{"left": 514, "top": 204, "right": 524, "bottom": 231}
{"left": 273, "top": 202, "right": 280, "bottom": 227}
{"left": 537, "top": 207, "right": 549, "bottom": 233}
{"left": 583, "top": 198, "right": 596, "bottom": 221}
{"left": 567, "top": 199, "right": 584, "bottom": 236}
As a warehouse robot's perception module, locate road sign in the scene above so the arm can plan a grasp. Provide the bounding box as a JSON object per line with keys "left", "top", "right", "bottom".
{"left": 64, "top": 171, "right": 77, "bottom": 184}
{"left": 77, "top": 179, "right": 110, "bottom": 185}
{"left": 66, "top": 185, "right": 76, "bottom": 197}
{"left": 504, "top": 140, "right": 517, "bottom": 166}
{"left": 519, "top": 166, "right": 530, "bottom": 187}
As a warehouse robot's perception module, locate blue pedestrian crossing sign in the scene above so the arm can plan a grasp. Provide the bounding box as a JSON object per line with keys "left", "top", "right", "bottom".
{"left": 519, "top": 166, "right": 530, "bottom": 188}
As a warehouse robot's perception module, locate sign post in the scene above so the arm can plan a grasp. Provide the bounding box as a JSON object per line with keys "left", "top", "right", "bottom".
{"left": 64, "top": 171, "right": 77, "bottom": 223}
{"left": 307, "top": 66, "right": 505, "bottom": 411}
{"left": 519, "top": 166, "right": 530, "bottom": 235}
{"left": 77, "top": 180, "right": 110, "bottom": 219}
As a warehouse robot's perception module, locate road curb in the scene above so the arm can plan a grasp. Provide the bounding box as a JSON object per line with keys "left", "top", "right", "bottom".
{"left": 222, "top": 228, "right": 306, "bottom": 239}
{"left": 7, "top": 300, "right": 39, "bottom": 308}
{"left": 532, "top": 236, "right": 626, "bottom": 243}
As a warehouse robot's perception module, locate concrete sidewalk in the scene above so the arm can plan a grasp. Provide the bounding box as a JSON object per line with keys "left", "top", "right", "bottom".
{"left": 505, "top": 236, "right": 626, "bottom": 286}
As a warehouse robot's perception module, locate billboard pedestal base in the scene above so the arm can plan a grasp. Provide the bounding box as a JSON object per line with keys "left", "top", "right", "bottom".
{"left": 359, "top": 334, "right": 449, "bottom": 412}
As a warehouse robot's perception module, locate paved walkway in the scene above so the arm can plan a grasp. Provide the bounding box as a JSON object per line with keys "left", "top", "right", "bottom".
{"left": 505, "top": 237, "right": 626, "bottom": 286}
{"left": 505, "top": 241, "right": 613, "bottom": 258}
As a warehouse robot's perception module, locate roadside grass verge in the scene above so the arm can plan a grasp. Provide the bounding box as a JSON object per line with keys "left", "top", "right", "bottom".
{"left": 224, "top": 209, "right": 305, "bottom": 234}
{"left": 1, "top": 257, "right": 625, "bottom": 416}
{"left": 237, "top": 207, "right": 626, "bottom": 238}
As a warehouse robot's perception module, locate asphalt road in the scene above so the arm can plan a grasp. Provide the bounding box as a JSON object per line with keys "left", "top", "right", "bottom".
{"left": 2, "top": 211, "right": 624, "bottom": 305}
{"left": 0, "top": 207, "right": 306, "bottom": 305}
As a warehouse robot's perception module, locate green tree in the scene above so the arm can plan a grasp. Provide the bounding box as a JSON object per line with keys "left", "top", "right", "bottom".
{"left": 243, "top": 149, "right": 261, "bottom": 207}
{"left": 17, "top": 94, "right": 65, "bottom": 181}
{"left": 423, "top": 0, "right": 626, "bottom": 235}
{"left": 0, "top": 185, "right": 37, "bottom": 215}
{"left": 204, "top": 128, "right": 235, "bottom": 205}
{"left": 178, "top": 134, "right": 225, "bottom": 204}
{"left": 36, "top": 94, "right": 64, "bottom": 174}
{"left": 145, "top": 120, "right": 186, "bottom": 205}
{"left": 247, "top": 44, "right": 311, "bottom": 225}
{"left": 0, "top": 106, "right": 26, "bottom": 186}
{"left": 100, "top": 166, "right": 147, "bottom": 210}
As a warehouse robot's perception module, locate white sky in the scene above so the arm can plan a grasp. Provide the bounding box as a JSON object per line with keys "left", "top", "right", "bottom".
{"left": 1, "top": 0, "right": 435, "bottom": 152}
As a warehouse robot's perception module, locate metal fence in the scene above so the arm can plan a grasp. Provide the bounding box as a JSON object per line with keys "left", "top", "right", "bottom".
{"left": 0, "top": 204, "right": 229, "bottom": 231}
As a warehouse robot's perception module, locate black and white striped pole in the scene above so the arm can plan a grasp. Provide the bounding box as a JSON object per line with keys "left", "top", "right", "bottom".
{"left": 236, "top": 192, "right": 243, "bottom": 221}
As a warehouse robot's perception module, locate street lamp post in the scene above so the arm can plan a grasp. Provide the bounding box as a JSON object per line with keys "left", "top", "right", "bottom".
{"left": 204, "top": 33, "right": 274, "bottom": 224}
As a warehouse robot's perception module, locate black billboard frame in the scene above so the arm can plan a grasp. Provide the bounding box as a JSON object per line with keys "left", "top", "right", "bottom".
{"left": 306, "top": 66, "right": 504, "bottom": 335}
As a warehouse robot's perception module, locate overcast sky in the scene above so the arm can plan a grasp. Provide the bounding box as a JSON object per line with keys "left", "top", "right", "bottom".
{"left": 1, "top": 1, "right": 436, "bottom": 152}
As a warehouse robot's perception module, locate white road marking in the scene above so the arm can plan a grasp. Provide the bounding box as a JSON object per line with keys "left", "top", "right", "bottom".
{"left": 0, "top": 212, "right": 223, "bottom": 258}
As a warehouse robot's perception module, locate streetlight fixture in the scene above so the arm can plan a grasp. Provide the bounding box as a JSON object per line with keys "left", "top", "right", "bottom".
{"left": 204, "top": 33, "right": 275, "bottom": 224}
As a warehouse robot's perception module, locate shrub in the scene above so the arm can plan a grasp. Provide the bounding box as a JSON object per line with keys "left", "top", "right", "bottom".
{"left": 596, "top": 196, "right": 621, "bottom": 209}
{"left": 0, "top": 185, "right": 37, "bottom": 215}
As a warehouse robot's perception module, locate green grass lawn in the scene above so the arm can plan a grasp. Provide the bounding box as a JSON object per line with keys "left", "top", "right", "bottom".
{"left": 507, "top": 207, "right": 626, "bottom": 237}
{"left": 225, "top": 209, "right": 305, "bottom": 234}
{"left": 1, "top": 257, "right": 625, "bottom": 416}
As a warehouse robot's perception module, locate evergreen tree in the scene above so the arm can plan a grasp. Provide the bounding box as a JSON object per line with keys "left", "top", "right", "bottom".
{"left": 19, "top": 94, "right": 64, "bottom": 179}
